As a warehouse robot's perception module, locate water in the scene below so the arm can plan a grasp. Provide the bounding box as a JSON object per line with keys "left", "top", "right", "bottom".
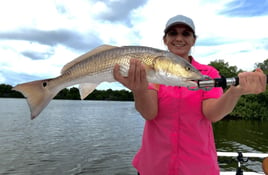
{"left": 214, "top": 120, "right": 268, "bottom": 172}
{"left": 0, "top": 98, "right": 267, "bottom": 174}
{"left": 0, "top": 99, "right": 143, "bottom": 175}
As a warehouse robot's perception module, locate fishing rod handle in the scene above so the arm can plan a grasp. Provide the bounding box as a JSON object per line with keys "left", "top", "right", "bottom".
{"left": 223, "top": 74, "right": 268, "bottom": 87}
{"left": 198, "top": 74, "right": 268, "bottom": 89}
{"left": 214, "top": 77, "right": 239, "bottom": 88}
{"left": 197, "top": 77, "right": 237, "bottom": 89}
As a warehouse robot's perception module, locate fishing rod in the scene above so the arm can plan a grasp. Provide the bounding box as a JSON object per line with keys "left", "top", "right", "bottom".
{"left": 190, "top": 75, "right": 268, "bottom": 91}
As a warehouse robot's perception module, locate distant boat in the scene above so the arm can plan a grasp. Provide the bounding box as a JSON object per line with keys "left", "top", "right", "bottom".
{"left": 218, "top": 152, "right": 268, "bottom": 175}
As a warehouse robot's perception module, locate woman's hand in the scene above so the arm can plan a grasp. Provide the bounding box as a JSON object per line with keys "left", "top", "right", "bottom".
{"left": 113, "top": 59, "right": 158, "bottom": 120}
{"left": 113, "top": 59, "right": 149, "bottom": 93}
{"left": 203, "top": 68, "right": 267, "bottom": 122}
{"left": 231, "top": 68, "right": 267, "bottom": 96}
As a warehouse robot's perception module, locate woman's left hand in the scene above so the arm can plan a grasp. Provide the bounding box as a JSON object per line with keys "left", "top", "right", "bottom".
{"left": 232, "top": 68, "right": 267, "bottom": 96}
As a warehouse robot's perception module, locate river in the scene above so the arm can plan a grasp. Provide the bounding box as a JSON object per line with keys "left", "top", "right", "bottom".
{"left": 0, "top": 98, "right": 267, "bottom": 174}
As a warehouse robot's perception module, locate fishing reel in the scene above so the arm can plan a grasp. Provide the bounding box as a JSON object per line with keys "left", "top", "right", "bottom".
{"left": 236, "top": 152, "right": 249, "bottom": 175}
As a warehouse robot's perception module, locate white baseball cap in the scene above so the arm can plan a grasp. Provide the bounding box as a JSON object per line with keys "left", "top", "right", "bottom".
{"left": 164, "top": 15, "right": 195, "bottom": 34}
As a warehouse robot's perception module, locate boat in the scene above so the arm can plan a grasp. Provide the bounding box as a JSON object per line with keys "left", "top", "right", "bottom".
{"left": 218, "top": 152, "right": 268, "bottom": 175}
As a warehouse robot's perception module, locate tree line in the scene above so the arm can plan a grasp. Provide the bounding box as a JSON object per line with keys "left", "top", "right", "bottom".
{"left": 1, "top": 59, "right": 268, "bottom": 120}
{"left": 0, "top": 85, "right": 133, "bottom": 101}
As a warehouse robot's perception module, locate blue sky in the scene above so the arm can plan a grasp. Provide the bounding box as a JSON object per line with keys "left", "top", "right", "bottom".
{"left": 0, "top": 0, "right": 268, "bottom": 90}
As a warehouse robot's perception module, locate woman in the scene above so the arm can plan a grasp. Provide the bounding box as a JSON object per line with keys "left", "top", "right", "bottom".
{"left": 113, "top": 15, "right": 266, "bottom": 175}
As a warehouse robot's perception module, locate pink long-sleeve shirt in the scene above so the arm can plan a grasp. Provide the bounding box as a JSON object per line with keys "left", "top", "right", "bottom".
{"left": 133, "top": 58, "right": 223, "bottom": 175}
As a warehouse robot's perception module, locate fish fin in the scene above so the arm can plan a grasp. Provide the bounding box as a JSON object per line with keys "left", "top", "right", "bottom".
{"left": 79, "top": 83, "right": 98, "bottom": 100}
{"left": 12, "top": 79, "right": 59, "bottom": 119}
{"left": 61, "top": 45, "right": 118, "bottom": 74}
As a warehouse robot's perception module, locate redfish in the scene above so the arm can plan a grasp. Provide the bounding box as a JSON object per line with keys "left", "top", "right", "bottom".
{"left": 13, "top": 45, "right": 203, "bottom": 119}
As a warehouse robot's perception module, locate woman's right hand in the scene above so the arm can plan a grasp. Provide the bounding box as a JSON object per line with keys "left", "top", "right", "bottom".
{"left": 113, "top": 59, "right": 158, "bottom": 120}
{"left": 113, "top": 59, "right": 149, "bottom": 93}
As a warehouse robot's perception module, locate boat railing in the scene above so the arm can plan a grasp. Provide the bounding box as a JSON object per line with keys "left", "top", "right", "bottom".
{"left": 217, "top": 152, "right": 268, "bottom": 175}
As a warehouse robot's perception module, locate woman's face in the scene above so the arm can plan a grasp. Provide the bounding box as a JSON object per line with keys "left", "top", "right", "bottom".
{"left": 164, "top": 25, "right": 196, "bottom": 61}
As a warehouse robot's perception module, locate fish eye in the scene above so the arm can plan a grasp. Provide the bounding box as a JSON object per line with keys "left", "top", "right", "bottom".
{"left": 185, "top": 66, "right": 191, "bottom": 71}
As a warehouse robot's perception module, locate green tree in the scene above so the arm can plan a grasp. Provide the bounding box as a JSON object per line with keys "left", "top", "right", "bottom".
{"left": 209, "top": 59, "right": 242, "bottom": 77}
{"left": 0, "top": 84, "right": 23, "bottom": 98}
{"left": 55, "top": 88, "right": 70, "bottom": 99}
{"left": 67, "top": 87, "right": 80, "bottom": 100}
{"left": 255, "top": 58, "right": 268, "bottom": 74}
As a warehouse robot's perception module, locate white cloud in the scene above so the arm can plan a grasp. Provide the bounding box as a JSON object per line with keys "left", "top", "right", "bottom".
{"left": 0, "top": 0, "right": 268, "bottom": 88}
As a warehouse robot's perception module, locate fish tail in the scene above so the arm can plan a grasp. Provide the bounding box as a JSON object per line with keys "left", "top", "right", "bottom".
{"left": 12, "top": 79, "right": 58, "bottom": 119}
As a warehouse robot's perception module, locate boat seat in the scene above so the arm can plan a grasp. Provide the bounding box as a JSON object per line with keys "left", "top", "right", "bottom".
{"left": 263, "top": 157, "right": 268, "bottom": 175}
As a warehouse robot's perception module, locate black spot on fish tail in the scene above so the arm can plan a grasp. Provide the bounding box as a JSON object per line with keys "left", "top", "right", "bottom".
{"left": 42, "top": 82, "right": 47, "bottom": 87}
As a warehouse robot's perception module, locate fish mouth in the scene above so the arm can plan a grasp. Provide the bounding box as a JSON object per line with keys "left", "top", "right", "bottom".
{"left": 183, "top": 79, "right": 198, "bottom": 87}
{"left": 186, "top": 75, "right": 211, "bottom": 87}
{"left": 185, "top": 75, "right": 207, "bottom": 87}
{"left": 185, "top": 74, "right": 205, "bottom": 81}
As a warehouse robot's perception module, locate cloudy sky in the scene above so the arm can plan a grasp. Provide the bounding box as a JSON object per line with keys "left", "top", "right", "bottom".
{"left": 1, "top": 0, "right": 268, "bottom": 90}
